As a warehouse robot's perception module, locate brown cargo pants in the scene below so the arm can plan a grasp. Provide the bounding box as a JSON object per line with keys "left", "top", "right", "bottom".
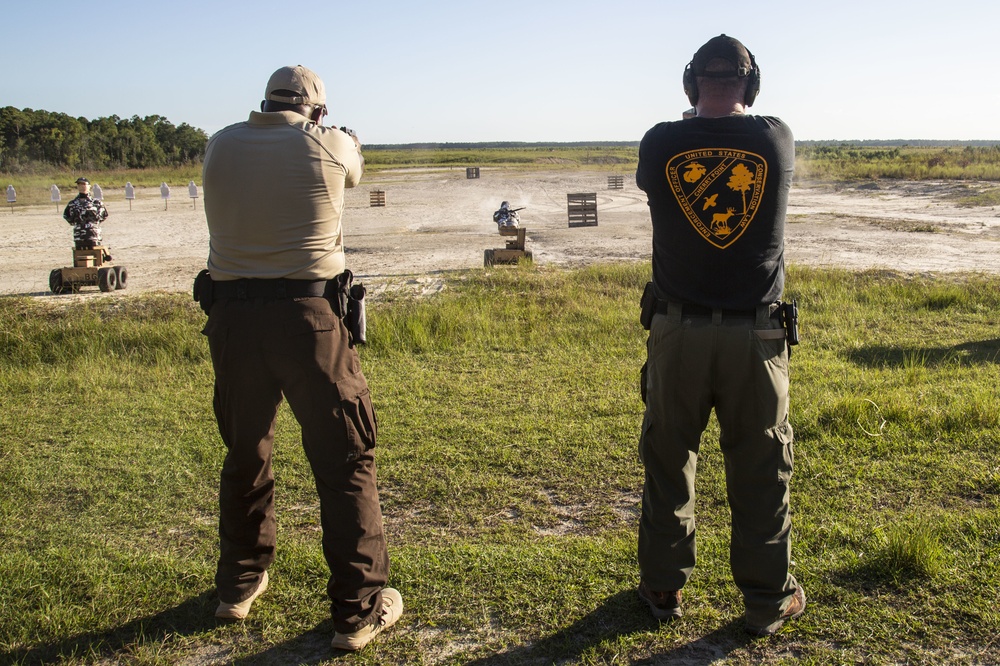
{"left": 203, "top": 295, "right": 388, "bottom": 633}
{"left": 638, "top": 303, "right": 799, "bottom": 628}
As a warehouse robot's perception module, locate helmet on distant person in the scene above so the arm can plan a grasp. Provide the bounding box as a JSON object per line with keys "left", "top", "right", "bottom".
{"left": 500, "top": 201, "right": 509, "bottom": 209}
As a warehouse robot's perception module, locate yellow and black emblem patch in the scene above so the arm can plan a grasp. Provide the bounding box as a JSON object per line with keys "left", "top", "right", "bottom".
{"left": 666, "top": 149, "right": 768, "bottom": 249}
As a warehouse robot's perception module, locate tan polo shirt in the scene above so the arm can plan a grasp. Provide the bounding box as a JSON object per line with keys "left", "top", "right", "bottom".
{"left": 202, "top": 110, "right": 363, "bottom": 281}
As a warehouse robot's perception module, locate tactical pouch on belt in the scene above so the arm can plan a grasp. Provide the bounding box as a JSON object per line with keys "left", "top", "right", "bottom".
{"left": 640, "top": 281, "right": 656, "bottom": 330}
{"left": 325, "top": 269, "right": 367, "bottom": 347}
{"left": 192, "top": 269, "right": 214, "bottom": 314}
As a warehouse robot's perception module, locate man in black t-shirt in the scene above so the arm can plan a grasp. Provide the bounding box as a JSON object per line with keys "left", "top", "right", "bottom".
{"left": 635, "top": 35, "right": 805, "bottom": 636}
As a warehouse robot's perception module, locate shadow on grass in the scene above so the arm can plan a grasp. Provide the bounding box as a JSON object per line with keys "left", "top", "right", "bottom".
{"left": 227, "top": 624, "right": 334, "bottom": 666}
{"left": 845, "top": 338, "right": 1000, "bottom": 367}
{"left": 1, "top": 589, "right": 219, "bottom": 665}
{"left": 4, "top": 593, "right": 335, "bottom": 666}
{"left": 830, "top": 553, "right": 937, "bottom": 592}
{"left": 463, "top": 590, "right": 749, "bottom": 665}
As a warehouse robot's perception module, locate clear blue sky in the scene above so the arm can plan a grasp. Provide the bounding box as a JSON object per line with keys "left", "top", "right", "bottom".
{"left": 3, "top": 0, "right": 996, "bottom": 144}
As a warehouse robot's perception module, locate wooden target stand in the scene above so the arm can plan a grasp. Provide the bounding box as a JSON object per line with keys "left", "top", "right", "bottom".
{"left": 484, "top": 226, "right": 531, "bottom": 266}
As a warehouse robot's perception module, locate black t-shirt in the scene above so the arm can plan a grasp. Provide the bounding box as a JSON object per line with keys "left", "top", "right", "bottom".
{"left": 637, "top": 114, "right": 794, "bottom": 309}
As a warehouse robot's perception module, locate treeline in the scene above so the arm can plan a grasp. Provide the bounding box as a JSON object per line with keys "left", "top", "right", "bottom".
{"left": 366, "top": 141, "right": 641, "bottom": 151}
{"left": 797, "top": 139, "right": 999, "bottom": 148}
{"left": 795, "top": 143, "right": 1000, "bottom": 181}
{"left": 0, "top": 107, "right": 208, "bottom": 172}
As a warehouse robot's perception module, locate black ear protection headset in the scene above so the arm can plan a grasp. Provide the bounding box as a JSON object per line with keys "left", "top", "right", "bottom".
{"left": 682, "top": 47, "right": 761, "bottom": 108}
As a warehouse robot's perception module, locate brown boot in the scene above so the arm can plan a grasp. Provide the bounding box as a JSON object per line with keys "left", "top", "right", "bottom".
{"left": 638, "top": 580, "right": 682, "bottom": 620}
{"left": 745, "top": 585, "right": 806, "bottom": 636}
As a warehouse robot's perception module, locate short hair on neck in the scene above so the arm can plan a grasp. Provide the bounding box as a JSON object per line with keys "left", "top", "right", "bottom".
{"left": 262, "top": 99, "right": 308, "bottom": 113}
{"left": 702, "top": 57, "right": 742, "bottom": 75}
{"left": 696, "top": 58, "right": 748, "bottom": 98}
{"left": 262, "top": 89, "right": 314, "bottom": 114}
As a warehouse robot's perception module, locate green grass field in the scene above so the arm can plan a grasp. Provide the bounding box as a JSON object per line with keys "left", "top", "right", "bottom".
{"left": 1, "top": 263, "right": 998, "bottom": 664}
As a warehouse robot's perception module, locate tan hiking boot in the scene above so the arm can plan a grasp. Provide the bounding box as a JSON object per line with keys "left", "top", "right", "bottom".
{"left": 638, "top": 580, "right": 682, "bottom": 620}
{"left": 215, "top": 570, "right": 269, "bottom": 620}
{"left": 746, "top": 585, "right": 806, "bottom": 636}
{"left": 330, "top": 587, "right": 403, "bottom": 651}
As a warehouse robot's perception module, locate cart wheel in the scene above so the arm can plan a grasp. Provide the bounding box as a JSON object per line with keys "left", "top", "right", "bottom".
{"left": 114, "top": 265, "right": 128, "bottom": 289}
{"left": 484, "top": 249, "right": 495, "bottom": 267}
{"left": 98, "top": 267, "right": 118, "bottom": 292}
{"left": 49, "top": 269, "right": 65, "bottom": 294}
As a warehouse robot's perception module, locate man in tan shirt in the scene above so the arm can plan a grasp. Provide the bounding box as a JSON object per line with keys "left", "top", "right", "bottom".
{"left": 200, "top": 65, "right": 401, "bottom": 651}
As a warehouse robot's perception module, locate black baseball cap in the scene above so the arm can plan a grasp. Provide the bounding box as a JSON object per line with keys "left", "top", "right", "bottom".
{"left": 691, "top": 34, "right": 753, "bottom": 78}
{"left": 75, "top": 177, "right": 90, "bottom": 184}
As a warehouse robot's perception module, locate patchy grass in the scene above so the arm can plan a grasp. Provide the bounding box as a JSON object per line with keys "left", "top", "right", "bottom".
{"left": 1, "top": 264, "right": 999, "bottom": 664}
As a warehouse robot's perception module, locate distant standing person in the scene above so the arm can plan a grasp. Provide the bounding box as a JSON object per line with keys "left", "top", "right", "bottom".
{"left": 198, "top": 65, "right": 402, "bottom": 651}
{"left": 634, "top": 35, "right": 804, "bottom": 636}
{"left": 63, "top": 177, "right": 108, "bottom": 249}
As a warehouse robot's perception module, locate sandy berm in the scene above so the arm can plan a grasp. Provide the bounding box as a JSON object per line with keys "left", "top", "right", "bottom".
{"left": 3, "top": 169, "right": 999, "bottom": 299}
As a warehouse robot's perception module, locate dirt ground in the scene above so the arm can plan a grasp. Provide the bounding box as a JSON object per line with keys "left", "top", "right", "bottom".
{"left": 4, "top": 170, "right": 999, "bottom": 299}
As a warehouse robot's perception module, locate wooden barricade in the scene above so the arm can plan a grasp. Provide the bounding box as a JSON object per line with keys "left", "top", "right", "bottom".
{"left": 369, "top": 190, "right": 386, "bottom": 207}
{"left": 567, "top": 192, "right": 598, "bottom": 227}
{"left": 607, "top": 175, "right": 624, "bottom": 189}
{"left": 485, "top": 228, "right": 531, "bottom": 266}
{"left": 466, "top": 167, "right": 480, "bottom": 179}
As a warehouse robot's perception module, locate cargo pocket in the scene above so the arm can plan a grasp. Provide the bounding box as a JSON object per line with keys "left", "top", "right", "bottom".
{"left": 335, "top": 372, "right": 378, "bottom": 463}
{"left": 753, "top": 327, "right": 788, "bottom": 366}
{"left": 772, "top": 418, "right": 794, "bottom": 484}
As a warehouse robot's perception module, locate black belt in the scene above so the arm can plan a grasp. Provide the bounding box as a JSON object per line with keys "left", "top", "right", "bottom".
{"left": 212, "top": 278, "right": 328, "bottom": 300}
{"left": 655, "top": 301, "right": 758, "bottom": 319}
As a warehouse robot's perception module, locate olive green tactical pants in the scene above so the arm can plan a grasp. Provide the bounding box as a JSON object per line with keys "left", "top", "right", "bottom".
{"left": 638, "top": 304, "right": 799, "bottom": 627}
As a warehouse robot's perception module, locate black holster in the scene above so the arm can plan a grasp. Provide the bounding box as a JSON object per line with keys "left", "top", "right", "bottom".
{"left": 640, "top": 281, "right": 655, "bottom": 330}
{"left": 193, "top": 269, "right": 214, "bottom": 314}
{"left": 639, "top": 281, "right": 655, "bottom": 403}
{"left": 782, "top": 299, "right": 800, "bottom": 347}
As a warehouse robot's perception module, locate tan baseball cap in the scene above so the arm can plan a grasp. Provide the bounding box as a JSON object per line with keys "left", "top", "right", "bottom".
{"left": 264, "top": 65, "right": 326, "bottom": 105}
